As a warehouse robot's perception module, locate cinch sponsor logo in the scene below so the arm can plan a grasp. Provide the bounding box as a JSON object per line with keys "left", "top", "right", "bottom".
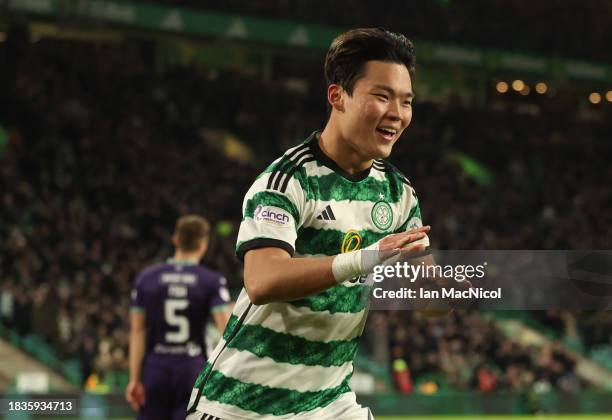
{"left": 254, "top": 205, "right": 291, "bottom": 226}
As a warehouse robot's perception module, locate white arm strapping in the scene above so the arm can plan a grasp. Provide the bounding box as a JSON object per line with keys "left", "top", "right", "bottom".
{"left": 332, "top": 241, "right": 399, "bottom": 283}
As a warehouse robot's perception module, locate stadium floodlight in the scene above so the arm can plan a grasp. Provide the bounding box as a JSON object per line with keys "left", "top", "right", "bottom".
{"left": 496, "top": 81, "right": 509, "bottom": 93}
{"left": 589, "top": 92, "right": 602, "bottom": 104}
{"left": 535, "top": 82, "right": 548, "bottom": 94}
{"left": 512, "top": 79, "right": 524, "bottom": 91}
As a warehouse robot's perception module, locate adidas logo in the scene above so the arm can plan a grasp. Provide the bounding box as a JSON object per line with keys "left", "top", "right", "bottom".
{"left": 316, "top": 205, "right": 336, "bottom": 221}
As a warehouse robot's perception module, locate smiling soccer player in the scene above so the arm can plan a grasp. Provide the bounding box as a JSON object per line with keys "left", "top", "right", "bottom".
{"left": 187, "top": 28, "right": 430, "bottom": 420}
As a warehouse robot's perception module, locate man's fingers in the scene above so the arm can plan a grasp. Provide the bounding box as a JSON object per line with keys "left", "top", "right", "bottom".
{"left": 138, "top": 389, "right": 146, "bottom": 405}
{"left": 392, "top": 232, "right": 427, "bottom": 249}
{"left": 403, "top": 243, "right": 427, "bottom": 253}
{"left": 125, "top": 383, "right": 145, "bottom": 412}
{"left": 393, "top": 226, "right": 430, "bottom": 239}
{"left": 126, "top": 393, "right": 139, "bottom": 411}
{"left": 381, "top": 226, "right": 430, "bottom": 248}
{"left": 403, "top": 225, "right": 430, "bottom": 235}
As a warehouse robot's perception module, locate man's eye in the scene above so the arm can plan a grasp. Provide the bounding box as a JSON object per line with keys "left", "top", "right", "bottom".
{"left": 403, "top": 101, "right": 413, "bottom": 107}
{"left": 374, "top": 94, "right": 388, "bottom": 100}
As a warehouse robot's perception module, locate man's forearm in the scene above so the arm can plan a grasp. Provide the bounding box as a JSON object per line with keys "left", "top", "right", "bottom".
{"left": 245, "top": 252, "right": 337, "bottom": 304}
{"left": 128, "top": 330, "right": 146, "bottom": 382}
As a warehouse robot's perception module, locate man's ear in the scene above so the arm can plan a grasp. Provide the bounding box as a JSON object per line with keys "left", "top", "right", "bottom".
{"left": 327, "top": 84, "right": 345, "bottom": 112}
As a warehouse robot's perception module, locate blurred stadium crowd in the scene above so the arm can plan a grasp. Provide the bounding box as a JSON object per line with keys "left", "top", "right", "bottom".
{"left": 141, "top": 0, "right": 612, "bottom": 61}
{"left": 1, "top": 31, "right": 611, "bottom": 394}
{"left": 365, "top": 311, "right": 583, "bottom": 394}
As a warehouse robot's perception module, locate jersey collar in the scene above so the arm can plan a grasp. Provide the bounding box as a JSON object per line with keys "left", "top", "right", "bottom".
{"left": 166, "top": 258, "right": 198, "bottom": 266}
{"left": 307, "top": 131, "right": 373, "bottom": 182}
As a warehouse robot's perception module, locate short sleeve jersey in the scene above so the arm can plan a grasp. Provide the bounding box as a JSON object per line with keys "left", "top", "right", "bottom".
{"left": 190, "top": 132, "right": 429, "bottom": 419}
{"left": 131, "top": 260, "right": 231, "bottom": 364}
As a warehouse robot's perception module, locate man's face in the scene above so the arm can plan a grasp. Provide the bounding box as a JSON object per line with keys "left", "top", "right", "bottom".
{"left": 337, "top": 60, "right": 413, "bottom": 160}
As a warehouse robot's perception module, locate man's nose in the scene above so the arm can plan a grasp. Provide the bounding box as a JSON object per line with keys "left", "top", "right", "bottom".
{"left": 386, "top": 100, "right": 402, "bottom": 121}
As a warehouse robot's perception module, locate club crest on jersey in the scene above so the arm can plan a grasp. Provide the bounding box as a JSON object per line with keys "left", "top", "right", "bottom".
{"left": 341, "top": 230, "right": 362, "bottom": 253}
{"left": 371, "top": 201, "right": 393, "bottom": 231}
{"left": 254, "top": 204, "right": 291, "bottom": 227}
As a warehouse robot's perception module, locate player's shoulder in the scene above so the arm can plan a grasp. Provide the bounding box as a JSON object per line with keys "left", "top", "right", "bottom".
{"left": 255, "top": 135, "right": 317, "bottom": 194}
{"left": 192, "top": 264, "right": 224, "bottom": 283}
{"left": 373, "top": 159, "right": 413, "bottom": 187}
{"left": 373, "top": 159, "right": 419, "bottom": 205}
{"left": 137, "top": 262, "right": 167, "bottom": 279}
{"left": 133, "top": 262, "right": 167, "bottom": 288}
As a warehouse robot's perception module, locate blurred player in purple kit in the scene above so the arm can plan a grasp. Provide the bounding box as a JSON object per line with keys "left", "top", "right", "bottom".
{"left": 126, "top": 215, "right": 232, "bottom": 420}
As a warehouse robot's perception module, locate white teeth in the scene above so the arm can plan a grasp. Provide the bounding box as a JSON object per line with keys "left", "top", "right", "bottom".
{"left": 378, "top": 127, "right": 397, "bottom": 135}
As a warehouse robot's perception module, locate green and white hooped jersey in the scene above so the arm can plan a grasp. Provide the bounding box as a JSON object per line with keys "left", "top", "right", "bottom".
{"left": 188, "top": 132, "right": 429, "bottom": 419}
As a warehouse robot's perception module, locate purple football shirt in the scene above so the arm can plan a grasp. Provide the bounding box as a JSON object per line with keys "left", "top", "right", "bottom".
{"left": 130, "top": 259, "right": 230, "bottom": 367}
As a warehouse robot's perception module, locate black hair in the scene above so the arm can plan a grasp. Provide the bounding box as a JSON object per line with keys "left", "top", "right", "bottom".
{"left": 324, "top": 27, "right": 416, "bottom": 96}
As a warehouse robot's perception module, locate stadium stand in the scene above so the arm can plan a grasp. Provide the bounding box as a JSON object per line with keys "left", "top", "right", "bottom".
{"left": 1, "top": 11, "right": 611, "bottom": 402}
{"left": 138, "top": 0, "right": 612, "bottom": 61}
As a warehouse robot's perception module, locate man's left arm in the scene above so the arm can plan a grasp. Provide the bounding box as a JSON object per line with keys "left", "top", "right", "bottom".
{"left": 125, "top": 279, "right": 146, "bottom": 411}
{"left": 126, "top": 310, "right": 146, "bottom": 411}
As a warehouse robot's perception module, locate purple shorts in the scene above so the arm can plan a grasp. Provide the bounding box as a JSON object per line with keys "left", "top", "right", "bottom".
{"left": 137, "top": 358, "right": 203, "bottom": 420}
